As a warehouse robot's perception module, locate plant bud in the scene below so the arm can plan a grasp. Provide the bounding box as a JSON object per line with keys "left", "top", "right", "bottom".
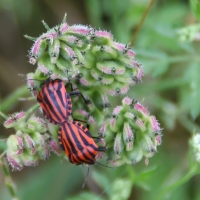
{"left": 27, "top": 117, "right": 47, "bottom": 133}
{"left": 23, "top": 134, "right": 35, "bottom": 149}
{"left": 4, "top": 111, "right": 26, "bottom": 128}
{"left": 114, "top": 133, "right": 124, "bottom": 154}
{"left": 101, "top": 97, "right": 162, "bottom": 166}
{"left": 37, "top": 143, "right": 50, "bottom": 160}
{"left": 49, "top": 139, "right": 61, "bottom": 155}
{"left": 6, "top": 151, "right": 23, "bottom": 171}
{"left": 20, "top": 152, "right": 39, "bottom": 167}
{"left": 94, "top": 30, "right": 113, "bottom": 45}
{"left": 6, "top": 134, "right": 24, "bottom": 155}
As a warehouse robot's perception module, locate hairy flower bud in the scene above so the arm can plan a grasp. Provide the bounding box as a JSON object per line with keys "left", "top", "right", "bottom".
{"left": 6, "top": 134, "right": 24, "bottom": 155}
{"left": 27, "top": 117, "right": 47, "bottom": 133}
{"left": 25, "top": 14, "right": 143, "bottom": 120}
{"left": 4, "top": 110, "right": 53, "bottom": 170}
{"left": 7, "top": 151, "right": 23, "bottom": 171}
{"left": 4, "top": 112, "right": 26, "bottom": 128}
{"left": 49, "top": 139, "right": 61, "bottom": 155}
{"left": 100, "top": 97, "right": 162, "bottom": 166}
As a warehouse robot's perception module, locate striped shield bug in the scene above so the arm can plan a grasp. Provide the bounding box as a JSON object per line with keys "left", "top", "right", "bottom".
{"left": 30, "top": 77, "right": 106, "bottom": 169}
{"left": 37, "top": 78, "right": 89, "bottom": 125}
{"left": 37, "top": 79, "right": 72, "bottom": 125}
{"left": 58, "top": 121, "right": 105, "bottom": 165}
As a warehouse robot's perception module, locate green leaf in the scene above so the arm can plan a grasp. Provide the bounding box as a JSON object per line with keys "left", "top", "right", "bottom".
{"left": 136, "top": 49, "right": 169, "bottom": 77}
{"left": 183, "top": 62, "right": 200, "bottom": 119}
{"left": 110, "top": 179, "right": 132, "bottom": 200}
{"left": 92, "top": 170, "right": 112, "bottom": 196}
{"left": 190, "top": 0, "right": 200, "bottom": 21}
{"left": 67, "top": 192, "right": 105, "bottom": 200}
{"left": 0, "top": 141, "right": 7, "bottom": 151}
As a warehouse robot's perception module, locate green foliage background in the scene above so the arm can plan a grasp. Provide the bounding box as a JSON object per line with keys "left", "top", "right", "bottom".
{"left": 1, "top": 0, "right": 200, "bottom": 199}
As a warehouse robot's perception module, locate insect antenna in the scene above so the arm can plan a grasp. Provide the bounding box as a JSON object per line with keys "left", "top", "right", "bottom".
{"left": 95, "top": 161, "right": 115, "bottom": 169}
{"left": 82, "top": 165, "right": 90, "bottom": 188}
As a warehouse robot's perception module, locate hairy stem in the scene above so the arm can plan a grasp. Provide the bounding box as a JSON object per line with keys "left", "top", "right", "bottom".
{"left": 179, "top": 116, "right": 200, "bottom": 133}
{"left": 130, "top": 0, "right": 155, "bottom": 46}
{"left": 156, "top": 162, "right": 199, "bottom": 200}
{"left": 0, "top": 157, "right": 20, "bottom": 200}
{"left": 0, "top": 111, "right": 7, "bottom": 120}
{"left": 25, "top": 103, "right": 40, "bottom": 118}
{"left": 1, "top": 85, "right": 29, "bottom": 113}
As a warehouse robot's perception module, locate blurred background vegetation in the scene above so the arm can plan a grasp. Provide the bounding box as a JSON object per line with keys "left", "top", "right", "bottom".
{"left": 1, "top": 0, "right": 200, "bottom": 199}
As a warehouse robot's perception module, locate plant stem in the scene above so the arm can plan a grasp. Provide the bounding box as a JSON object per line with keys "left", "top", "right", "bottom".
{"left": 130, "top": 0, "right": 155, "bottom": 46}
{"left": 25, "top": 103, "right": 40, "bottom": 118}
{"left": 179, "top": 116, "right": 200, "bottom": 133}
{"left": 1, "top": 85, "right": 29, "bottom": 113}
{"left": 155, "top": 162, "right": 199, "bottom": 200}
{"left": 0, "top": 111, "right": 8, "bottom": 120}
{"left": 0, "top": 157, "right": 20, "bottom": 200}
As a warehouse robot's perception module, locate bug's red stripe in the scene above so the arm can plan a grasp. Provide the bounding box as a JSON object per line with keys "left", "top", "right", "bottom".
{"left": 62, "top": 137, "right": 71, "bottom": 157}
{"left": 62, "top": 122, "right": 96, "bottom": 164}
{"left": 46, "top": 82, "right": 66, "bottom": 121}
{"left": 39, "top": 86, "right": 63, "bottom": 123}
{"left": 37, "top": 95, "right": 52, "bottom": 119}
{"left": 75, "top": 126, "right": 95, "bottom": 163}
{"left": 52, "top": 81, "right": 68, "bottom": 112}
{"left": 70, "top": 122, "right": 98, "bottom": 164}
{"left": 37, "top": 79, "right": 73, "bottom": 124}
{"left": 61, "top": 134, "right": 86, "bottom": 164}
{"left": 37, "top": 79, "right": 74, "bottom": 125}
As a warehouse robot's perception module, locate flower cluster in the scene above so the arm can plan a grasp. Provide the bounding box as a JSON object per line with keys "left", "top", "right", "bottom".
{"left": 177, "top": 24, "right": 200, "bottom": 42}
{"left": 3, "top": 14, "right": 162, "bottom": 170}
{"left": 26, "top": 14, "right": 142, "bottom": 108}
{"left": 190, "top": 133, "right": 200, "bottom": 163}
{"left": 99, "top": 97, "right": 162, "bottom": 166}
{"left": 3, "top": 111, "right": 61, "bottom": 170}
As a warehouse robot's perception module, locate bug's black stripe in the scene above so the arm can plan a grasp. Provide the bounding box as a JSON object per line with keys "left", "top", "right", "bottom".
{"left": 46, "top": 85, "right": 66, "bottom": 121}
{"left": 40, "top": 88, "right": 62, "bottom": 122}
{"left": 62, "top": 137, "right": 72, "bottom": 155}
{"left": 39, "top": 97, "right": 59, "bottom": 124}
{"left": 73, "top": 121, "right": 94, "bottom": 145}
{"left": 66, "top": 123, "right": 83, "bottom": 151}
{"left": 48, "top": 83, "right": 66, "bottom": 118}
{"left": 67, "top": 101, "right": 72, "bottom": 105}
{"left": 79, "top": 132, "right": 98, "bottom": 152}
{"left": 61, "top": 136, "right": 86, "bottom": 164}
{"left": 79, "top": 131, "right": 97, "bottom": 159}
{"left": 37, "top": 96, "right": 43, "bottom": 103}
{"left": 62, "top": 137, "right": 69, "bottom": 152}
{"left": 56, "top": 81, "right": 67, "bottom": 111}
{"left": 78, "top": 128, "right": 90, "bottom": 146}
{"left": 65, "top": 93, "right": 72, "bottom": 116}
{"left": 37, "top": 95, "right": 52, "bottom": 118}
{"left": 77, "top": 126, "right": 98, "bottom": 164}
{"left": 55, "top": 80, "right": 62, "bottom": 91}
{"left": 57, "top": 89, "right": 68, "bottom": 115}
{"left": 67, "top": 123, "right": 92, "bottom": 163}
{"left": 73, "top": 151, "right": 89, "bottom": 164}
{"left": 77, "top": 127, "right": 96, "bottom": 163}
{"left": 63, "top": 124, "right": 77, "bottom": 154}
{"left": 70, "top": 154, "right": 85, "bottom": 164}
